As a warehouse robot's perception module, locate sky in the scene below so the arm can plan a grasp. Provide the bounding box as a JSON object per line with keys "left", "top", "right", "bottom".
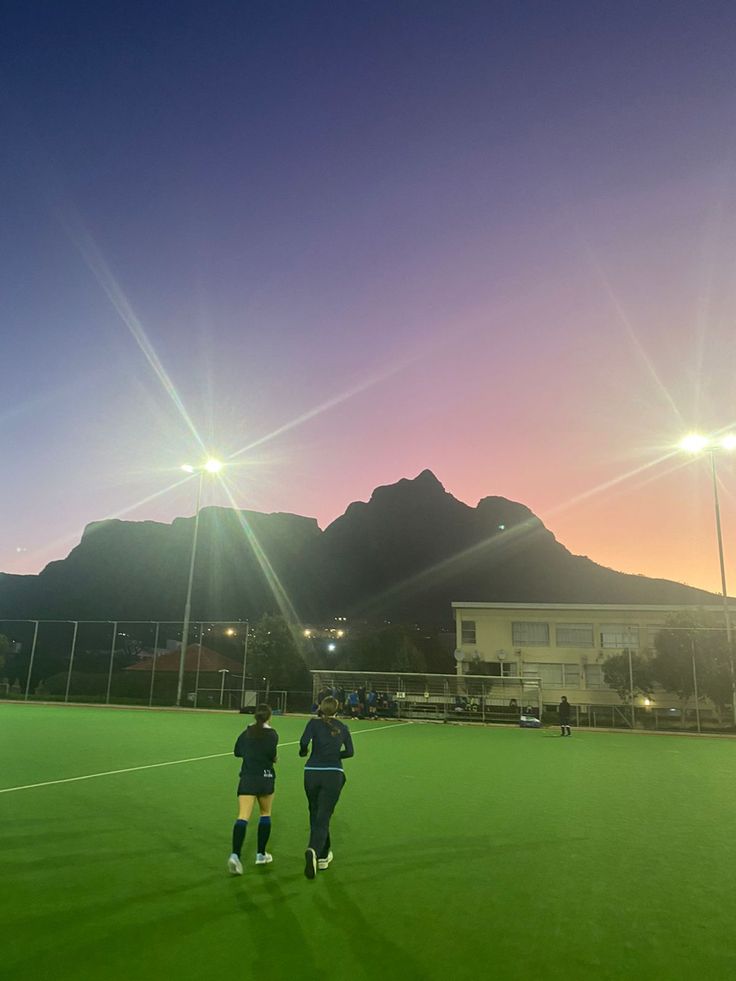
{"left": 3, "top": 0, "right": 736, "bottom": 594}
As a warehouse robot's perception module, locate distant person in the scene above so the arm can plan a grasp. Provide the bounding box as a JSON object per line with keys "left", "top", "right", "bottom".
{"left": 559, "top": 696, "right": 572, "bottom": 736}
{"left": 298, "top": 695, "right": 354, "bottom": 879}
{"left": 227, "top": 704, "right": 278, "bottom": 874}
{"left": 455, "top": 695, "right": 468, "bottom": 714}
{"left": 347, "top": 689, "right": 360, "bottom": 717}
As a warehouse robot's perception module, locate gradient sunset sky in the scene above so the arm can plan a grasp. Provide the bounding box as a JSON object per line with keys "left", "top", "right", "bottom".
{"left": 3, "top": 1, "right": 736, "bottom": 594}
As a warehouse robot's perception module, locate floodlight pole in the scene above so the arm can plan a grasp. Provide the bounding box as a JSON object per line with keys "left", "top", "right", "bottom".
{"left": 709, "top": 451, "right": 736, "bottom": 728}
{"left": 176, "top": 473, "right": 204, "bottom": 707}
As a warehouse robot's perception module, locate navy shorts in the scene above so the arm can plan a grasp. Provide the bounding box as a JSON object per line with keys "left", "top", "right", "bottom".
{"left": 237, "top": 770, "right": 276, "bottom": 797}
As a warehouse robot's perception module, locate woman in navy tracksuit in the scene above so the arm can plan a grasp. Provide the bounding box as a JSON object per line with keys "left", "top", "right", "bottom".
{"left": 227, "top": 704, "right": 278, "bottom": 875}
{"left": 299, "top": 695, "right": 354, "bottom": 879}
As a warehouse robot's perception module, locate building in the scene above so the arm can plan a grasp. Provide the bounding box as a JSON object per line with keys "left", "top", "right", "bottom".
{"left": 451, "top": 601, "right": 732, "bottom": 719}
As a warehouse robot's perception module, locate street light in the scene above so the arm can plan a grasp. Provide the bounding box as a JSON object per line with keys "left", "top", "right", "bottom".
{"left": 175, "top": 459, "right": 223, "bottom": 706}
{"left": 679, "top": 433, "right": 736, "bottom": 725}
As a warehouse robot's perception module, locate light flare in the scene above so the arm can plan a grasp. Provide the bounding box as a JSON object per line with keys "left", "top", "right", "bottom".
{"left": 227, "top": 358, "right": 424, "bottom": 460}
{"left": 60, "top": 208, "right": 206, "bottom": 453}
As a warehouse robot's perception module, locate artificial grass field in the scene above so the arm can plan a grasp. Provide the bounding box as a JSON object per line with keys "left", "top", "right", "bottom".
{"left": 3, "top": 705, "right": 736, "bottom": 981}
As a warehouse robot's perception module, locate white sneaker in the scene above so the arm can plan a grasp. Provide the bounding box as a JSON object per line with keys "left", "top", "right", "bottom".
{"left": 255, "top": 852, "right": 273, "bottom": 865}
{"left": 228, "top": 853, "right": 243, "bottom": 875}
{"left": 317, "top": 850, "right": 333, "bottom": 871}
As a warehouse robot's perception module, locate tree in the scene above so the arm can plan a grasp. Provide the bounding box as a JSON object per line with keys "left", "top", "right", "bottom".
{"left": 653, "top": 611, "right": 732, "bottom": 722}
{"left": 601, "top": 649, "right": 654, "bottom": 702}
{"left": 651, "top": 612, "right": 707, "bottom": 720}
{"left": 0, "top": 633, "right": 8, "bottom": 677}
{"left": 247, "top": 615, "right": 311, "bottom": 691}
{"left": 339, "top": 625, "right": 427, "bottom": 673}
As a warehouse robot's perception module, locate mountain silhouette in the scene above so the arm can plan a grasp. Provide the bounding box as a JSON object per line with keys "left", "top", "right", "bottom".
{"left": 0, "top": 470, "right": 717, "bottom": 626}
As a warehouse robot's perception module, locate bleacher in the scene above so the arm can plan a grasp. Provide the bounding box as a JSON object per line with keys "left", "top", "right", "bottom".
{"left": 310, "top": 669, "right": 541, "bottom": 723}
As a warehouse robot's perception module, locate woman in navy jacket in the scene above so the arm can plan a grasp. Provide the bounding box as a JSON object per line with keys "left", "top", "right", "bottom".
{"left": 299, "top": 696, "right": 354, "bottom": 879}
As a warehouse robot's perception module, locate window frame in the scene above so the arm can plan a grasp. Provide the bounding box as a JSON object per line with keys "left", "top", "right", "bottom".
{"left": 512, "top": 621, "right": 550, "bottom": 647}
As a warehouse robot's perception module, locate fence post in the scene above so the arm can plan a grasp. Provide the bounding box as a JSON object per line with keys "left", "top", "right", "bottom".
{"left": 23, "top": 620, "right": 40, "bottom": 701}
{"left": 148, "top": 622, "right": 160, "bottom": 707}
{"left": 691, "top": 639, "right": 701, "bottom": 734}
{"left": 105, "top": 621, "right": 118, "bottom": 705}
{"left": 627, "top": 648, "right": 635, "bottom": 729}
{"left": 193, "top": 625, "right": 203, "bottom": 707}
{"left": 240, "top": 622, "right": 250, "bottom": 709}
{"left": 64, "top": 621, "right": 79, "bottom": 703}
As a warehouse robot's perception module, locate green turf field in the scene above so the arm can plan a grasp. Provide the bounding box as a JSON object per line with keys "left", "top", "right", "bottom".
{"left": 3, "top": 704, "right": 736, "bottom": 981}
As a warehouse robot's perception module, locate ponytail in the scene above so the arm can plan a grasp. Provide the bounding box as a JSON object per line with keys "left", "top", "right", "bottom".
{"left": 318, "top": 696, "right": 341, "bottom": 736}
{"left": 251, "top": 703, "right": 272, "bottom": 737}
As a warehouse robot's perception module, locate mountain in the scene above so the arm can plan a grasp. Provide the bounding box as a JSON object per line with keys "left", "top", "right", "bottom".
{"left": 0, "top": 470, "right": 718, "bottom": 626}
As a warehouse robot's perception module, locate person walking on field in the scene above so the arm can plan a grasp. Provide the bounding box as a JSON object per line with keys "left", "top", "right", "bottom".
{"left": 559, "top": 695, "right": 572, "bottom": 737}
{"left": 227, "top": 704, "right": 278, "bottom": 875}
{"left": 299, "top": 695, "right": 354, "bottom": 879}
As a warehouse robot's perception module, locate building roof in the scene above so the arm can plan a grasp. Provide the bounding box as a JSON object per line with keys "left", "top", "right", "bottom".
{"left": 451, "top": 601, "right": 734, "bottom": 612}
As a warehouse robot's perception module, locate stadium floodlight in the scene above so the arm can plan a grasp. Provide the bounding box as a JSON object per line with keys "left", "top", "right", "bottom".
{"left": 679, "top": 433, "right": 710, "bottom": 453}
{"left": 679, "top": 432, "right": 736, "bottom": 727}
{"left": 175, "top": 458, "right": 226, "bottom": 706}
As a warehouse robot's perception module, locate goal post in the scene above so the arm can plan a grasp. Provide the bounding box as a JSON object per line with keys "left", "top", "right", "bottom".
{"left": 190, "top": 687, "right": 287, "bottom": 713}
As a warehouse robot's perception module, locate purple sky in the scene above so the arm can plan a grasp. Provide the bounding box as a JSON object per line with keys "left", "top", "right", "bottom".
{"left": 3, "top": 1, "right": 736, "bottom": 594}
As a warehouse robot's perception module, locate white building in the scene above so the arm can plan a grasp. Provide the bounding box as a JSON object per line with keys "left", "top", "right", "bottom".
{"left": 451, "top": 601, "right": 732, "bottom": 718}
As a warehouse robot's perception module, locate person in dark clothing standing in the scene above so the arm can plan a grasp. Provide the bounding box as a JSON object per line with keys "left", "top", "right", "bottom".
{"left": 228, "top": 704, "right": 279, "bottom": 875}
{"left": 559, "top": 696, "right": 572, "bottom": 736}
{"left": 299, "top": 695, "right": 354, "bottom": 879}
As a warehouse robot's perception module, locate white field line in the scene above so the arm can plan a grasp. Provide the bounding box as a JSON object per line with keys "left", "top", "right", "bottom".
{"left": 0, "top": 721, "right": 412, "bottom": 796}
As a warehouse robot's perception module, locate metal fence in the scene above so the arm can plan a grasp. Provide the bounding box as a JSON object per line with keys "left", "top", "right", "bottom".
{"left": 0, "top": 618, "right": 255, "bottom": 708}
{"left": 310, "top": 669, "right": 735, "bottom": 733}
{"left": 1, "top": 618, "right": 733, "bottom": 733}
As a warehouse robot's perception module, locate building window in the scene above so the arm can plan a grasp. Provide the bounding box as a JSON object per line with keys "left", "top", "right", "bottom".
{"left": 523, "top": 662, "right": 563, "bottom": 685}
{"left": 461, "top": 620, "right": 476, "bottom": 645}
{"left": 512, "top": 622, "right": 549, "bottom": 646}
{"left": 556, "top": 623, "right": 594, "bottom": 647}
{"left": 521, "top": 662, "right": 580, "bottom": 687}
{"left": 600, "top": 625, "right": 639, "bottom": 649}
